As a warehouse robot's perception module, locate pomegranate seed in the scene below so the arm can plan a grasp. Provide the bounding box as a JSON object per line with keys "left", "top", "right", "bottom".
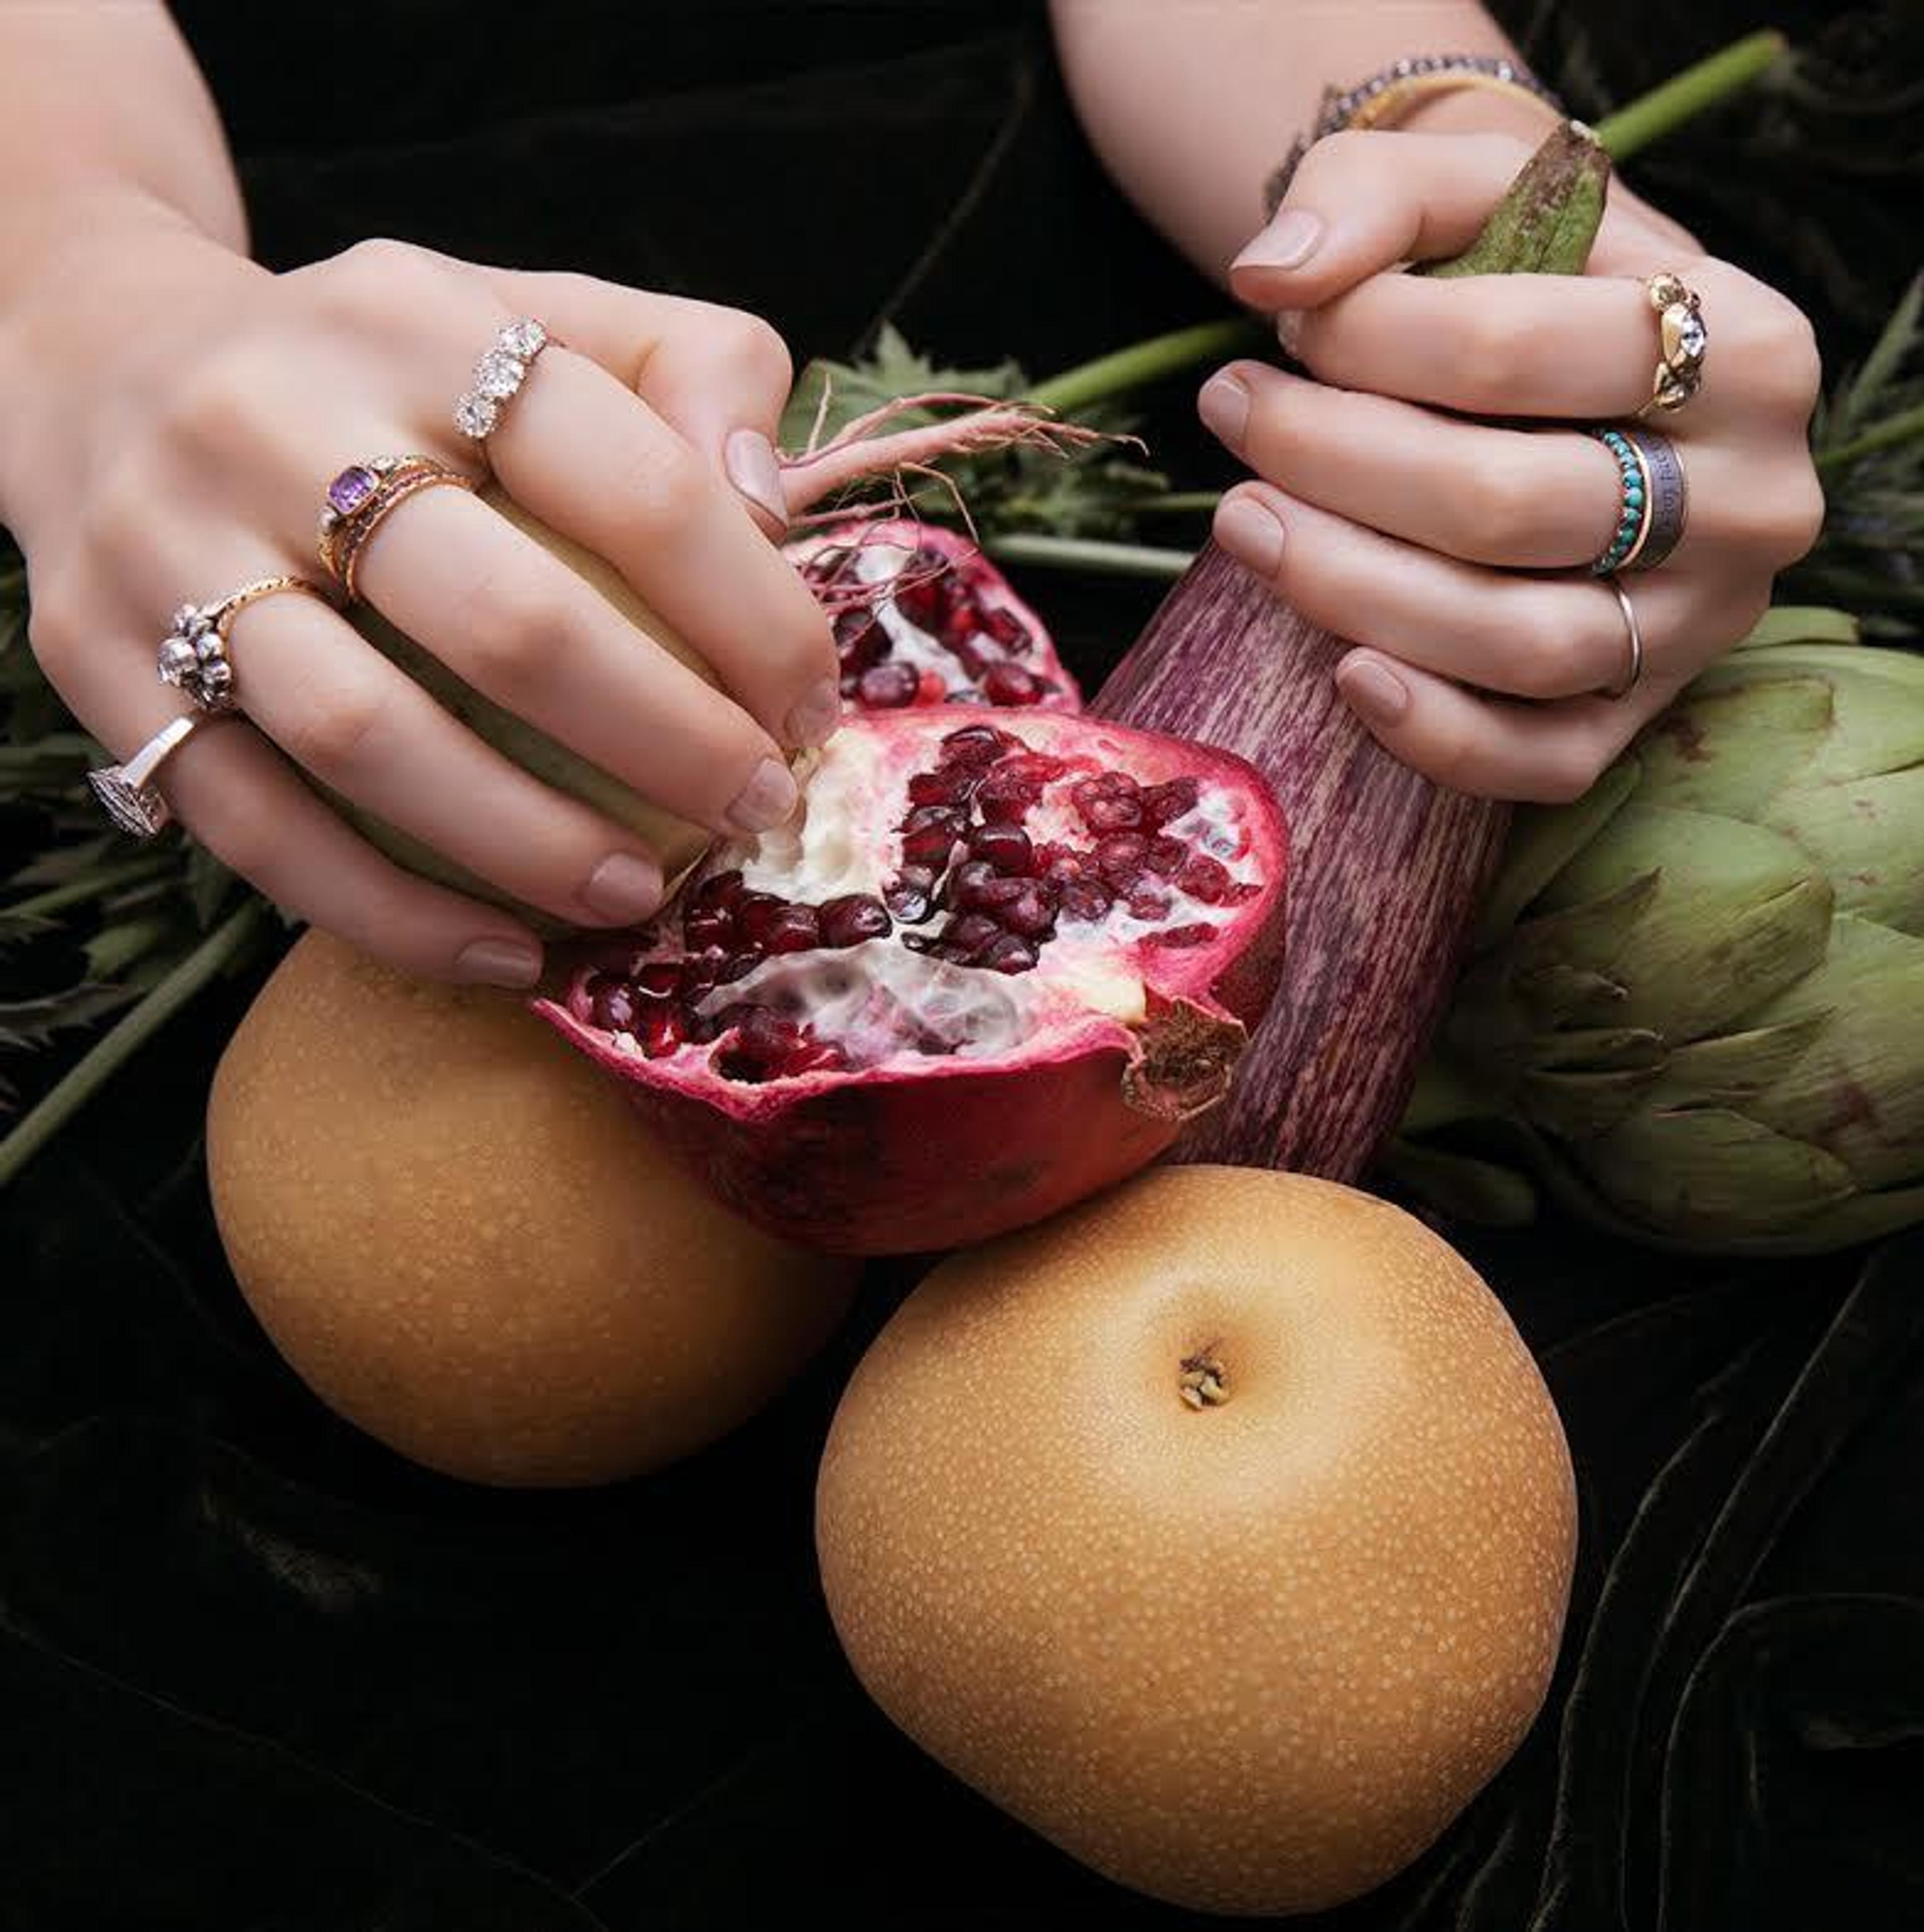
{"left": 908, "top": 767, "right": 977, "bottom": 806}
{"left": 1040, "top": 848, "right": 1092, "bottom": 883}
{"left": 1147, "top": 923, "right": 1215, "bottom": 948}
{"left": 1177, "top": 854, "right": 1233, "bottom": 903}
{"left": 1095, "top": 832, "right": 1150, "bottom": 885}
{"left": 947, "top": 859, "right": 1001, "bottom": 910}
{"left": 1146, "top": 835, "right": 1187, "bottom": 877}
{"left": 762, "top": 905, "right": 822, "bottom": 953}
{"left": 734, "top": 892, "right": 787, "bottom": 945}
{"left": 977, "top": 754, "right": 1062, "bottom": 823}
{"left": 691, "top": 870, "right": 745, "bottom": 911}
{"left": 589, "top": 978, "right": 639, "bottom": 1032}
{"left": 720, "top": 952, "right": 761, "bottom": 982}
{"left": 1000, "top": 884, "right": 1058, "bottom": 940}
{"left": 970, "top": 876, "right": 1029, "bottom": 912}
{"left": 779, "top": 1035, "right": 847, "bottom": 1077}
{"left": 892, "top": 561, "right": 951, "bottom": 628}
{"left": 819, "top": 894, "right": 892, "bottom": 947}
{"left": 979, "top": 934, "right": 1039, "bottom": 973}
{"left": 636, "top": 962, "right": 683, "bottom": 999}
{"left": 950, "top": 636, "right": 994, "bottom": 680}
{"left": 738, "top": 1007, "right": 793, "bottom": 1054}
{"left": 1082, "top": 792, "right": 1143, "bottom": 832}
{"left": 943, "top": 914, "right": 1002, "bottom": 959}
{"left": 1058, "top": 881, "right": 1113, "bottom": 923}
{"left": 638, "top": 1005, "right": 685, "bottom": 1057}
{"left": 940, "top": 724, "right": 1015, "bottom": 766}
{"left": 1128, "top": 884, "right": 1173, "bottom": 921}
{"left": 682, "top": 907, "right": 734, "bottom": 951}
{"left": 834, "top": 608, "right": 885, "bottom": 673}
{"left": 884, "top": 870, "right": 936, "bottom": 923}
{"left": 980, "top": 604, "right": 1029, "bottom": 653}
{"left": 901, "top": 804, "right": 968, "bottom": 869}
{"left": 983, "top": 663, "right": 1040, "bottom": 706}
{"left": 1139, "top": 778, "right": 1200, "bottom": 827}
{"left": 969, "top": 823, "right": 1033, "bottom": 874}
{"left": 859, "top": 662, "right": 919, "bottom": 709}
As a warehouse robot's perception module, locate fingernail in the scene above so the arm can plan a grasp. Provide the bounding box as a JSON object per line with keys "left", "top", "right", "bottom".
{"left": 580, "top": 851, "right": 664, "bottom": 924}
{"left": 724, "top": 427, "right": 789, "bottom": 531}
{"left": 785, "top": 677, "right": 842, "bottom": 749}
{"left": 1275, "top": 310, "right": 1305, "bottom": 360}
{"left": 1336, "top": 656, "right": 1411, "bottom": 728}
{"left": 1214, "top": 495, "right": 1287, "bottom": 580}
{"left": 727, "top": 756, "right": 799, "bottom": 834}
{"left": 1231, "top": 209, "right": 1324, "bottom": 274}
{"left": 1196, "top": 373, "right": 1251, "bottom": 453}
{"left": 453, "top": 938, "right": 544, "bottom": 988}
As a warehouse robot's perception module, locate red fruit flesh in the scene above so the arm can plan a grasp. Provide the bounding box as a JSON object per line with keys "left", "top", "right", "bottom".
{"left": 787, "top": 521, "right": 1083, "bottom": 716}
{"left": 539, "top": 709, "right": 1286, "bottom": 1254}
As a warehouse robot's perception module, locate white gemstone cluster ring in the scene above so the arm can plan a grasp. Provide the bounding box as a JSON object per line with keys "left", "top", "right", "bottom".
{"left": 1639, "top": 272, "right": 1708, "bottom": 416}
{"left": 157, "top": 574, "right": 328, "bottom": 713}
{"left": 453, "top": 316, "right": 553, "bottom": 442}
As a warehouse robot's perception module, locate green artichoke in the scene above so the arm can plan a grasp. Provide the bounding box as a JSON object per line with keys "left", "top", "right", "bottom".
{"left": 1395, "top": 610, "right": 1924, "bottom": 1255}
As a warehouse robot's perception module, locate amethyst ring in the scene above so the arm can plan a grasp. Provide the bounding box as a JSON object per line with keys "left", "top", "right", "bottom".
{"left": 317, "top": 455, "right": 477, "bottom": 602}
{"left": 453, "top": 316, "right": 553, "bottom": 443}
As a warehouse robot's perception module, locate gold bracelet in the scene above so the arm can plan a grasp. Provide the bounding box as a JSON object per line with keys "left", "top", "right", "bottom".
{"left": 1264, "top": 54, "right": 1565, "bottom": 217}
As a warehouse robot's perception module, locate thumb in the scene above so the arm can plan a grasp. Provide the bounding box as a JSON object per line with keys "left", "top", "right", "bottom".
{"left": 1227, "top": 128, "right": 1556, "bottom": 313}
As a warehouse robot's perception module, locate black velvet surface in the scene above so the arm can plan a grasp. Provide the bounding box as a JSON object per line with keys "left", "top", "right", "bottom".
{"left": 5, "top": 5, "right": 1921, "bottom": 1925}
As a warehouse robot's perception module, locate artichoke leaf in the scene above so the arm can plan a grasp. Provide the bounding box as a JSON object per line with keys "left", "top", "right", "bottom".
{"left": 1744, "top": 919, "right": 1924, "bottom": 1190}
{"left": 1518, "top": 1062, "right": 1667, "bottom": 1140}
{"left": 1510, "top": 962, "right": 1633, "bottom": 1031}
{"left": 1376, "top": 1138, "right": 1540, "bottom": 1227}
{"left": 1524, "top": 1025, "right": 1667, "bottom": 1073}
{"left": 1733, "top": 607, "right": 1860, "bottom": 650}
{"left": 1647, "top": 1012, "right": 1827, "bottom": 1108}
{"left": 1696, "top": 654, "right": 1924, "bottom": 784}
{"left": 1473, "top": 758, "right": 1640, "bottom": 951}
{"left": 1586, "top": 1105, "right": 1857, "bottom": 1241}
{"left": 1763, "top": 764, "right": 1924, "bottom": 934}
{"left": 1634, "top": 677, "right": 1833, "bottom": 815}
{"left": 1540, "top": 805, "right": 1833, "bottom": 1037}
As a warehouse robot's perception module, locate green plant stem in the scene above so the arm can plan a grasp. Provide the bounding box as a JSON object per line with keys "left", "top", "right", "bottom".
{"left": 1593, "top": 29, "right": 1787, "bottom": 160}
{"left": 1816, "top": 402, "right": 1924, "bottom": 473}
{"left": 0, "top": 898, "right": 269, "bottom": 1190}
{"left": 1135, "top": 491, "right": 1225, "bottom": 515}
{"left": 3, "top": 858, "right": 169, "bottom": 925}
{"left": 1026, "top": 320, "right": 1267, "bottom": 417}
{"left": 983, "top": 533, "right": 1197, "bottom": 579}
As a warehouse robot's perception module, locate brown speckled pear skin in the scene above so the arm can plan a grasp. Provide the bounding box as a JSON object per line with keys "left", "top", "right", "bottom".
{"left": 814, "top": 1167, "right": 1576, "bottom": 1916}
{"left": 207, "top": 931, "right": 857, "bottom": 1487}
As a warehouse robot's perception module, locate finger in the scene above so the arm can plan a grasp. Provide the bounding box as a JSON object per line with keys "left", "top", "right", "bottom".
{"left": 351, "top": 484, "right": 807, "bottom": 836}
{"left": 1229, "top": 129, "right": 1551, "bottom": 308}
{"left": 479, "top": 345, "right": 838, "bottom": 745}
{"left": 1200, "top": 361, "right": 1622, "bottom": 567}
{"left": 1326, "top": 646, "right": 1681, "bottom": 804}
{"left": 1210, "top": 482, "right": 1706, "bottom": 701}
{"left": 477, "top": 270, "right": 795, "bottom": 531}
{"left": 223, "top": 588, "right": 667, "bottom": 929}
{"left": 1289, "top": 255, "right": 1793, "bottom": 428}
{"left": 77, "top": 697, "right": 545, "bottom": 985}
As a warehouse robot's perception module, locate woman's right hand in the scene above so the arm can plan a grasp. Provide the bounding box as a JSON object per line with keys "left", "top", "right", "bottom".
{"left": 1, "top": 223, "right": 839, "bottom": 987}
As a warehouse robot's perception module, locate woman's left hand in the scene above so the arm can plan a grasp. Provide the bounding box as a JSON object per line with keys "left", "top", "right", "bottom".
{"left": 1199, "top": 127, "right": 1826, "bottom": 803}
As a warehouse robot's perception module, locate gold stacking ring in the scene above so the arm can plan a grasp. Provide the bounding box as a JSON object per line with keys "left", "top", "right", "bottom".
{"left": 1638, "top": 271, "right": 1708, "bottom": 416}
{"left": 317, "top": 455, "right": 476, "bottom": 602}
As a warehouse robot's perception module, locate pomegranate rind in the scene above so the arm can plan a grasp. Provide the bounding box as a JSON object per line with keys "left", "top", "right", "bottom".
{"left": 534, "top": 708, "right": 1287, "bottom": 1255}
{"left": 786, "top": 520, "right": 1084, "bottom": 715}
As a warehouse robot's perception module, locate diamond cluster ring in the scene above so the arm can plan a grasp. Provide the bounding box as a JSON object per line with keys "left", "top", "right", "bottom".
{"left": 1640, "top": 272, "right": 1708, "bottom": 416}
{"left": 156, "top": 574, "right": 328, "bottom": 713}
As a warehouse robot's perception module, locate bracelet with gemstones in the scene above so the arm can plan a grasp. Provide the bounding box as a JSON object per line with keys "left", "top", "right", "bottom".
{"left": 1263, "top": 54, "right": 1564, "bottom": 217}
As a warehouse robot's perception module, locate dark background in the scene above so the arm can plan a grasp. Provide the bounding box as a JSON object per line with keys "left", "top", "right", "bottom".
{"left": 3, "top": 4, "right": 1922, "bottom": 1926}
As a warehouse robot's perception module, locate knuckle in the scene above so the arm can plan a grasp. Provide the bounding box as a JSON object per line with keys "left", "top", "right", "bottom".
{"left": 1494, "top": 604, "right": 1586, "bottom": 699}
{"left": 279, "top": 676, "right": 392, "bottom": 778}
{"left": 310, "top": 237, "right": 445, "bottom": 327}
{"left": 1525, "top": 741, "right": 1604, "bottom": 806}
{"left": 1756, "top": 301, "right": 1823, "bottom": 419}
{"left": 1777, "top": 469, "right": 1827, "bottom": 563}
{"left": 712, "top": 308, "right": 793, "bottom": 395}
{"left": 455, "top": 569, "right": 573, "bottom": 694}
{"left": 1456, "top": 461, "right": 1543, "bottom": 557}
{"left": 619, "top": 436, "right": 713, "bottom": 541}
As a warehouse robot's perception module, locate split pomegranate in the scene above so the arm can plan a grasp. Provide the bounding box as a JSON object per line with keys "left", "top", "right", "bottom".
{"left": 785, "top": 521, "right": 1082, "bottom": 714}
{"left": 538, "top": 708, "right": 1286, "bottom": 1253}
